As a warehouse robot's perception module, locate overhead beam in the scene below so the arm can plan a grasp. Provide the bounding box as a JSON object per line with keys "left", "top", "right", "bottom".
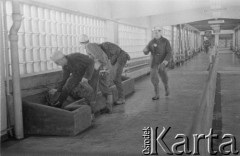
{"left": 184, "top": 24, "right": 200, "bottom": 32}
{"left": 150, "top": 8, "right": 210, "bottom": 27}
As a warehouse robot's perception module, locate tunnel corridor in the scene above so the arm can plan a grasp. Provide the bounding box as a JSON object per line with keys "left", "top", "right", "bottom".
{"left": 1, "top": 0, "right": 240, "bottom": 155}
{"left": 2, "top": 49, "right": 240, "bottom": 155}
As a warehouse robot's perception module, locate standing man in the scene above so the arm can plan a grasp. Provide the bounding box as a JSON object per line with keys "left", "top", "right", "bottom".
{"left": 50, "top": 51, "right": 94, "bottom": 108}
{"left": 79, "top": 34, "right": 113, "bottom": 113}
{"left": 203, "top": 36, "right": 211, "bottom": 54}
{"left": 143, "top": 27, "right": 172, "bottom": 100}
{"left": 203, "top": 36, "right": 215, "bottom": 70}
{"left": 99, "top": 42, "right": 130, "bottom": 105}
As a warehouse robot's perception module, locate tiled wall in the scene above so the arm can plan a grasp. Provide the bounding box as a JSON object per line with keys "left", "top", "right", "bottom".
{"left": 5, "top": 1, "right": 106, "bottom": 75}
{"left": 3, "top": 1, "right": 203, "bottom": 76}
{"left": 162, "top": 26, "right": 172, "bottom": 45}
{"left": 118, "top": 23, "right": 147, "bottom": 59}
{"left": 4, "top": 1, "right": 150, "bottom": 75}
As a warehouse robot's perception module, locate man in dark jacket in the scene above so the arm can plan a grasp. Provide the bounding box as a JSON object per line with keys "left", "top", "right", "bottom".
{"left": 203, "top": 36, "right": 211, "bottom": 54}
{"left": 143, "top": 27, "right": 172, "bottom": 100}
{"left": 50, "top": 51, "right": 94, "bottom": 108}
{"left": 99, "top": 42, "right": 130, "bottom": 105}
{"left": 79, "top": 34, "right": 113, "bottom": 113}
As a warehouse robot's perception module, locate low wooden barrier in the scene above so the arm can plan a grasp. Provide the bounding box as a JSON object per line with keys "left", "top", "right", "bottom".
{"left": 187, "top": 47, "right": 219, "bottom": 155}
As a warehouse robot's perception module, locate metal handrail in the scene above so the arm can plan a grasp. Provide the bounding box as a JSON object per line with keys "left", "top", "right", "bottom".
{"left": 124, "top": 55, "right": 150, "bottom": 72}
{"left": 124, "top": 63, "right": 149, "bottom": 73}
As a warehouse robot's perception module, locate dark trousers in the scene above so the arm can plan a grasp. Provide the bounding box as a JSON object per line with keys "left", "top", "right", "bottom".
{"left": 88, "top": 69, "right": 100, "bottom": 99}
{"left": 99, "top": 72, "right": 112, "bottom": 97}
{"left": 150, "top": 64, "right": 168, "bottom": 96}
{"left": 58, "top": 75, "right": 82, "bottom": 104}
{"left": 204, "top": 46, "right": 209, "bottom": 54}
{"left": 89, "top": 69, "right": 112, "bottom": 98}
{"left": 112, "top": 53, "right": 128, "bottom": 99}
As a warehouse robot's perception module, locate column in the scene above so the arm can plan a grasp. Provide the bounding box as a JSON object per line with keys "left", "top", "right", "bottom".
{"left": 0, "top": 0, "right": 8, "bottom": 138}
{"left": 171, "top": 25, "right": 174, "bottom": 52}
{"left": 179, "top": 25, "right": 182, "bottom": 54}
{"left": 9, "top": 0, "right": 24, "bottom": 139}
{"left": 214, "top": 33, "right": 219, "bottom": 56}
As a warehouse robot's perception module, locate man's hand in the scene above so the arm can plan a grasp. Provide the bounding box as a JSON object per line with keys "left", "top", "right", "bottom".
{"left": 94, "top": 60, "right": 102, "bottom": 70}
{"left": 159, "top": 61, "right": 168, "bottom": 71}
{"left": 49, "top": 89, "right": 58, "bottom": 95}
{"left": 99, "top": 69, "right": 109, "bottom": 76}
{"left": 81, "top": 77, "right": 89, "bottom": 83}
{"left": 143, "top": 47, "right": 150, "bottom": 55}
{"left": 159, "top": 64, "right": 166, "bottom": 71}
{"left": 162, "top": 60, "right": 168, "bottom": 66}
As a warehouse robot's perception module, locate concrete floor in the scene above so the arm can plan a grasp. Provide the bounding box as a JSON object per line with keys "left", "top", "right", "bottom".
{"left": 2, "top": 51, "right": 239, "bottom": 156}
{"left": 218, "top": 49, "right": 240, "bottom": 71}
{"left": 220, "top": 73, "right": 240, "bottom": 148}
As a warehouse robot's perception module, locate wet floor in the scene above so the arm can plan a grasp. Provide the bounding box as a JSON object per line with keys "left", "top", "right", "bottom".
{"left": 218, "top": 49, "right": 240, "bottom": 71}
{"left": 2, "top": 50, "right": 239, "bottom": 156}
{"left": 220, "top": 73, "right": 240, "bottom": 148}
{"left": 215, "top": 49, "right": 240, "bottom": 155}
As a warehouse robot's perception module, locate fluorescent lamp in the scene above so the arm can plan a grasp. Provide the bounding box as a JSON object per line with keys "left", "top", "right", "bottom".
{"left": 208, "top": 20, "right": 224, "bottom": 24}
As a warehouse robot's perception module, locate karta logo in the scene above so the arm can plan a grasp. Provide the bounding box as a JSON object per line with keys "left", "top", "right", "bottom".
{"left": 142, "top": 127, "right": 239, "bottom": 155}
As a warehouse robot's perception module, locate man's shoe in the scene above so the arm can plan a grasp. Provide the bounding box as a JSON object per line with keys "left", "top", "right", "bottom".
{"left": 115, "top": 98, "right": 125, "bottom": 105}
{"left": 100, "top": 107, "right": 111, "bottom": 114}
{"left": 152, "top": 96, "right": 159, "bottom": 100}
{"left": 106, "top": 95, "right": 113, "bottom": 113}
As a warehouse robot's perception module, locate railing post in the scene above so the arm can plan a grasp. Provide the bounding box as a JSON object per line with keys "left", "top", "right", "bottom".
{"left": 215, "top": 33, "right": 219, "bottom": 48}
{"left": 9, "top": 0, "right": 24, "bottom": 139}
{"left": 171, "top": 25, "right": 174, "bottom": 53}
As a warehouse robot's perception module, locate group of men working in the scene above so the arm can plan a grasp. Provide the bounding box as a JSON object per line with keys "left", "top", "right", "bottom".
{"left": 50, "top": 27, "right": 173, "bottom": 114}
{"left": 50, "top": 34, "right": 130, "bottom": 113}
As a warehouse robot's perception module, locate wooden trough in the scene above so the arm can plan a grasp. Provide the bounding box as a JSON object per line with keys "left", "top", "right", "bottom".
{"left": 22, "top": 76, "right": 135, "bottom": 136}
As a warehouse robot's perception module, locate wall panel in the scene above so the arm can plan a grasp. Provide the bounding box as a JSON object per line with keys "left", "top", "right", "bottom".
{"left": 118, "top": 23, "right": 147, "bottom": 59}
{"left": 5, "top": 1, "right": 106, "bottom": 76}
{"left": 162, "top": 26, "right": 172, "bottom": 45}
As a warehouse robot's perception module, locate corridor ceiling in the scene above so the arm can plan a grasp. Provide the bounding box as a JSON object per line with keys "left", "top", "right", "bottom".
{"left": 110, "top": 0, "right": 240, "bottom": 30}
{"left": 32, "top": 0, "right": 240, "bottom": 30}
{"left": 188, "top": 18, "right": 240, "bottom": 31}
{"left": 110, "top": 0, "right": 240, "bottom": 19}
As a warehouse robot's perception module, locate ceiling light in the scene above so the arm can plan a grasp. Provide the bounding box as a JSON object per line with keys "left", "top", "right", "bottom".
{"left": 208, "top": 20, "right": 224, "bottom": 24}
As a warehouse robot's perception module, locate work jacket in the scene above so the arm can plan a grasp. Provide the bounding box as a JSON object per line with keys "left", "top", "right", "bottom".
{"left": 144, "top": 37, "right": 172, "bottom": 68}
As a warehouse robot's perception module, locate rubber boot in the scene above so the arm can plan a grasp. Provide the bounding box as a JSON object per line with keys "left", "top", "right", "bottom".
{"left": 165, "top": 85, "right": 170, "bottom": 96}
{"left": 152, "top": 85, "right": 160, "bottom": 100}
{"left": 89, "top": 101, "right": 96, "bottom": 114}
{"left": 116, "top": 98, "right": 125, "bottom": 105}
{"left": 106, "top": 94, "right": 113, "bottom": 113}
{"left": 91, "top": 113, "right": 95, "bottom": 122}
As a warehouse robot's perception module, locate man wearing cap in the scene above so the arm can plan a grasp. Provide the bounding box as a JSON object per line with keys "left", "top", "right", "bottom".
{"left": 99, "top": 42, "right": 130, "bottom": 105}
{"left": 203, "top": 36, "right": 215, "bottom": 70}
{"left": 50, "top": 51, "right": 94, "bottom": 108}
{"left": 79, "top": 34, "right": 113, "bottom": 113}
{"left": 143, "top": 27, "right": 172, "bottom": 100}
{"left": 203, "top": 36, "right": 211, "bottom": 54}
